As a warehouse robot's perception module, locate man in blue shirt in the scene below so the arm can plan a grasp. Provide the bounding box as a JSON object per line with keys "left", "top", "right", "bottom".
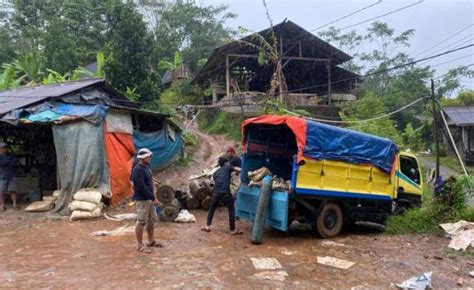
{"left": 0, "top": 142, "right": 18, "bottom": 212}
{"left": 131, "top": 148, "right": 161, "bottom": 253}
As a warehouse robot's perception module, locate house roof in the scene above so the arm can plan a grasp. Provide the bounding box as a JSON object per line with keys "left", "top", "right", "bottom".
{"left": 0, "top": 78, "right": 138, "bottom": 116}
{"left": 193, "top": 20, "right": 359, "bottom": 95}
{"left": 0, "top": 79, "right": 106, "bottom": 115}
{"left": 443, "top": 106, "right": 474, "bottom": 126}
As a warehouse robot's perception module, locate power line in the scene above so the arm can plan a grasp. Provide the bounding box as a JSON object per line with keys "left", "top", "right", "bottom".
{"left": 338, "top": 0, "right": 424, "bottom": 31}
{"left": 310, "top": 0, "right": 383, "bottom": 32}
{"left": 413, "top": 23, "right": 473, "bottom": 57}
{"left": 281, "top": 96, "right": 430, "bottom": 124}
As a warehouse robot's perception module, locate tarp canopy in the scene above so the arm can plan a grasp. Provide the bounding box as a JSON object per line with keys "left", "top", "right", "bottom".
{"left": 52, "top": 121, "right": 111, "bottom": 215}
{"left": 133, "top": 129, "right": 183, "bottom": 171}
{"left": 242, "top": 115, "right": 398, "bottom": 174}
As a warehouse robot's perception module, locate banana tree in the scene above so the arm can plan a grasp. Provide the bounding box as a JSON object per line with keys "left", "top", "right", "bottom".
{"left": 13, "top": 52, "right": 45, "bottom": 85}
{"left": 72, "top": 51, "right": 106, "bottom": 80}
{"left": 0, "top": 64, "right": 20, "bottom": 90}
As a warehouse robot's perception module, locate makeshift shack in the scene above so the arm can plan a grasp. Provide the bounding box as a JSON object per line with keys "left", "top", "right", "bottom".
{"left": 0, "top": 78, "right": 183, "bottom": 214}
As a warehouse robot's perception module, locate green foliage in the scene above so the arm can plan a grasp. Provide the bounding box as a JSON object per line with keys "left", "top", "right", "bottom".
{"left": 198, "top": 110, "right": 242, "bottom": 141}
{"left": 176, "top": 131, "right": 199, "bottom": 167}
{"left": 401, "top": 123, "right": 425, "bottom": 152}
{"left": 9, "top": 0, "right": 108, "bottom": 73}
{"left": 125, "top": 87, "right": 140, "bottom": 102}
{"left": 0, "top": 25, "right": 16, "bottom": 65}
{"left": 104, "top": 0, "right": 159, "bottom": 103}
{"left": 159, "top": 79, "right": 203, "bottom": 112}
{"left": 340, "top": 93, "right": 403, "bottom": 145}
{"left": 142, "top": 0, "right": 236, "bottom": 72}
{"left": 441, "top": 90, "right": 474, "bottom": 107}
{"left": 386, "top": 176, "right": 474, "bottom": 234}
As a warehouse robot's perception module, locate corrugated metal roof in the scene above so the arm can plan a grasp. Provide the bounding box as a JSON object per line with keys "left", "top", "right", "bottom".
{"left": 0, "top": 78, "right": 104, "bottom": 115}
{"left": 443, "top": 106, "right": 474, "bottom": 126}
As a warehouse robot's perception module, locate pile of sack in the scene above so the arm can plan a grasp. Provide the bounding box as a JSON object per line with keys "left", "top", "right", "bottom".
{"left": 248, "top": 167, "right": 291, "bottom": 191}
{"left": 69, "top": 188, "right": 105, "bottom": 221}
{"left": 24, "top": 190, "right": 61, "bottom": 212}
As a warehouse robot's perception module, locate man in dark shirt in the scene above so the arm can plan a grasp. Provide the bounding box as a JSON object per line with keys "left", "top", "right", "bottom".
{"left": 131, "top": 148, "right": 161, "bottom": 253}
{"left": 226, "top": 146, "right": 241, "bottom": 168}
{"left": 0, "top": 142, "right": 18, "bottom": 211}
{"left": 202, "top": 157, "right": 242, "bottom": 235}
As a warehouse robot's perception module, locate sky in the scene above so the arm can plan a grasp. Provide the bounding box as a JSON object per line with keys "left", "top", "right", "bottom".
{"left": 204, "top": 0, "right": 474, "bottom": 91}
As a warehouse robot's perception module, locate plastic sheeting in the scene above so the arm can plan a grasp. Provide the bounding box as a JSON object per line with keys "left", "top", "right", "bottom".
{"left": 304, "top": 121, "right": 397, "bottom": 173}
{"left": 105, "top": 110, "right": 133, "bottom": 134}
{"left": 242, "top": 115, "right": 307, "bottom": 163}
{"left": 104, "top": 132, "right": 135, "bottom": 207}
{"left": 241, "top": 115, "right": 397, "bottom": 174}
{"left": 20, "top": 103, "right": 108, "bottom": 124}
{"left": 133, "top": 129, "right": 183, "bottom": 171}
{"left": 52, "top": 121, "right": 110, "bottom": 215}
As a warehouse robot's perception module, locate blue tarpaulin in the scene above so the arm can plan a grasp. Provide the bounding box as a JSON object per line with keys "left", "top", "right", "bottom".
{"left": 21, "top": 103, "right": 108, "bottom": 124}
{"left": 133, "top": 130, "right": 183, "bottom": 171}
{"left": 304, "top": 120, "right": 398, "bottom": 173}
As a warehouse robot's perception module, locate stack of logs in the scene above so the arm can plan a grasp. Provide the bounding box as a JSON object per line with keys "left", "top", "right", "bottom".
{"left": 155, "top": 180, "right": 214, "bottom": 222}
{"left": 187, "top": 179, "right": 214, "bottom": 210}
{"left": 156, "top": 185, "right": 181, "bottom": 222}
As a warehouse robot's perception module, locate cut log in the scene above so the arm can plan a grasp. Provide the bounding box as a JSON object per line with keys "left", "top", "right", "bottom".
{"left": 200, "top": 196, "right": 212, "bottom": 210}
{"left": 160, "top": 203, "right": 179, "bottom": 222}
{"left": 189, "top": 180, "right": 201, "bottom": 195}
{"left": 186, "top": 195, "right": 200, "bottom": 210}
{"left": 157, "top": 185, "right": 175, "bottom": 204}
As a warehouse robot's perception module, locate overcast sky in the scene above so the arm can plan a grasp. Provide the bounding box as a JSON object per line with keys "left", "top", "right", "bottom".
{"left": 205, "top": 0, "right": 473, "bottom": 90}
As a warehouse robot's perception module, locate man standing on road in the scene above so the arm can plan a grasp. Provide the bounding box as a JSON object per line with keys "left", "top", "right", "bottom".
{"left": 131, "top": 148, "right": 162, "bottom": 253}
{"left": 202, "top": 157, "right": 242, "bottom": 235}
{"left": 0, "top": 142, "right": 18, "bottom": 212}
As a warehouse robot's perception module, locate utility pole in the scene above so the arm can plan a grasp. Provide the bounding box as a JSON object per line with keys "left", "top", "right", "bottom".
{"left": 431, "top": 79, "right": 440, "bottom": 184}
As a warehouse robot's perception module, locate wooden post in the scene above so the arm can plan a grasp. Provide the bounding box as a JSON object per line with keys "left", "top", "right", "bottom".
{"left": 211, "top": 79, "right": 218, "bottom": 105}
{"left": 327, "top": 61, "right": 331, "bottom": 105}
{"left": 226, "top": 54, "right": 230, "bottom": 99}
{"left": 431, "top": 79, "right": 440, "bottom": 184}
{"left": 279, "top": 35, "right": 284, "bottom": 103}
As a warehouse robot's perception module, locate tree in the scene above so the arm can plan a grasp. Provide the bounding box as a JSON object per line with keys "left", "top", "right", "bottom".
{"left": 340, "top": 93, "right": 403, "bottom": 146}
{"left": 441, "top": 90, "right": 474, "bottom": 107}
{"left": 8, "top": 0, "right": 109, "bottom": 73}
{"left": 104, "top": 0, "right": 159, "bottom": 103}
{"left": 140, "top": 0, "right": 237, "bottom": 72}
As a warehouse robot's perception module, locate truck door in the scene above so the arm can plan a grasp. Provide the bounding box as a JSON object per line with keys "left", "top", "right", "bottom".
{"left": 396, "top": 153, "right": 423, "bottom": 206}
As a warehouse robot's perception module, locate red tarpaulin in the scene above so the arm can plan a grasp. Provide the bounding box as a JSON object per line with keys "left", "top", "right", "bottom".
{"left": 241, "top": 115, "right": 307, "bottom": 163}
{"left": 104, "top": 131, "right": 135, "bottom": 207}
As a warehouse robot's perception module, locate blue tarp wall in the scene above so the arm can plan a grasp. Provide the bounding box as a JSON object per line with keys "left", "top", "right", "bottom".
{"left": 303, "top": 121, "right": 398, "bottom": 173}
{"left": 133, "top": 130, "right": 183, "bottom": 171}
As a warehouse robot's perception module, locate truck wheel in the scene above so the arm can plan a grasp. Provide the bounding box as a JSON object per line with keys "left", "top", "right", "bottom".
{"left": 316, "top": 202, "right": 343, "bottom": 238}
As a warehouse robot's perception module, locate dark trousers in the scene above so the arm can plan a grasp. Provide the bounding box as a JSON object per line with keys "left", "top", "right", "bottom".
{"left": 206, "top": 192, "right": 235, "bottom": 231}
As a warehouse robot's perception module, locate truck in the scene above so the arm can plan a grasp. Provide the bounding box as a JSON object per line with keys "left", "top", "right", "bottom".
{"left": 236, "top": 115, "right": 423, "bottom": 238}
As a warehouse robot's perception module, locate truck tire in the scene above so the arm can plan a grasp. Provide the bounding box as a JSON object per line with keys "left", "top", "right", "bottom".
{"left": 316, "top": 202, "right": 343, "bottom": 238}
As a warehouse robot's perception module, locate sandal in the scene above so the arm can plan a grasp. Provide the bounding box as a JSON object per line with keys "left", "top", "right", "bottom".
{"left": 137, "top": 245, "right": 152, "bottom": 254}
{"left": 201, "top": 226, "right": 211, "bottom": 232}
{"left": 13, "top": 206, "right": 20, "bottom": 211}
{"left": 147, "top": 240, "right": 164, "bottom": 248}
{"left": 230, "top": 229, "right": 243, "bottom": 235}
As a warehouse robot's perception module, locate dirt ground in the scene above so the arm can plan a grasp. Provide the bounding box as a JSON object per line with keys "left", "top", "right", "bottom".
{"left": 1, "top": 125, "right": 473, "bottom": 289}
{"left": 1, "top": 208, "right": 473, "bottom": 289}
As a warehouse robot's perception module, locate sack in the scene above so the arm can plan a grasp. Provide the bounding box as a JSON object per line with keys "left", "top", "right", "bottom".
{"left": 52, "top": 190, "right": 62, "bottom": 198}
{"left": 70, "top": 208, "right": 102, "bottom": 221}
{"left": 69, "top": 200, "right": 99, "bottom": 212}
{"left": 42, "top": 196, "right": 57, "bottom": 202}
{"left": 24, "top": 200, "right": 54, "bottom": 212}
{"left": 73, "top": 189, "right": 102, "bottom": 204}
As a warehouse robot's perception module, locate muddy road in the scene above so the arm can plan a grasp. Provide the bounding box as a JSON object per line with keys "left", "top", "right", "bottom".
{"left": 1, "top": 207, "right": 472, "bottom": 289}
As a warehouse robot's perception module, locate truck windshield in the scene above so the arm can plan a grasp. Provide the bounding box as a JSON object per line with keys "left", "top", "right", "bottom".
{"left": 400, "top": 155, "right": 421, "bottom": 185}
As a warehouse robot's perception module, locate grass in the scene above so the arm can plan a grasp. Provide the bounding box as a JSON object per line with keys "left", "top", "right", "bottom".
{"left": 197, "top": 110, "right": 243, "bottom": 141}
{"left": 385, "top": 178, "right": 474, "bottom": 235}
{"left": 175, "top": 132, "right": 199, "bottom": 167}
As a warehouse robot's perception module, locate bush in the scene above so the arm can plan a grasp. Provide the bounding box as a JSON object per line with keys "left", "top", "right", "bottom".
{"left": 386, "top": 175, "right": 474, "bottom": 234}
{"left": 197, "top": 110, "right": 243, "bottom": 141}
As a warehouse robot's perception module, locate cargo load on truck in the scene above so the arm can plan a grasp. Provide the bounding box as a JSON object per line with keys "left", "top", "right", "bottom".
{"left": 236, "top": 115, "right": 423, "bottom": 238}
